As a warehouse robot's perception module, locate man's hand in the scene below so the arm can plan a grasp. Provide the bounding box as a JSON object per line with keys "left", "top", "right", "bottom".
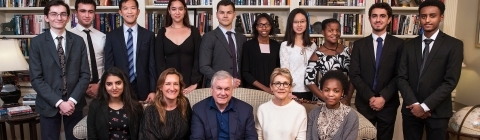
{"left": 184, "top": 84, "right": 198, "bottom": 95}
{"left": 145, "top": 92, "right": 156, "bottom": 103}
{"left": 369, "top": 97, "right": 376, "bottom": 104}
{"left": 288, "top": 92, "right": 298, "bottom": 99}
{"left": 408, "top": 104, "right": 426, "bottom": 118}
{"left": 370, "top": 96, "right": 386, "bottom": 111}
{"left": 86, "top": 83, "right": 99, "bottom": 98}
{"left": 420, "top": 111, "right": 431, "bottom": 119}
{"left": 234, "top": 78, "right": 241, "bottom": 88}
{"left": 262, "top": 87, "right": 272, "bottom": 95}
{"left": 340, "top": 98, "right": 351, "bottom": 106}
{"left": 59, "top": 101, "right": 75, "bottom": 116}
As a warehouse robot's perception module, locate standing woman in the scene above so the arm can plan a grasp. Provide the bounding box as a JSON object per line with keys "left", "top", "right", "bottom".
{"left": 139, "top": 68, "right": 192, "bottom": 139}
{"left": 87, "top": 67, "right": 144, "bottom": 140}
{"left": 280, "top": 8, "right": 317, "bottom": 100}
{"left": 155, "top": 0, "right": 202, "bottom": 94}
{"left": 304, "top": 18, "right": 354, "bottom": 105}
{"left": 242, "top": 13, "right": 280, "bottom": 93}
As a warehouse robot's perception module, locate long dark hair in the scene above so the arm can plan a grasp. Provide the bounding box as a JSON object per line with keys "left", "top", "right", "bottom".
{"left": 97, "top": 67, "right": 143, "bottom": 121}
{"left": 165, "top": 0, "right": 191, "bottom": 27}
{"left": 284, "top": 8, "right": 312, "bottom": 47}
{"left": 154, "top": 68, "right": 189, "bottom": 125}
{"left": 252, "top": 13, "right": 276, "bottom": 38}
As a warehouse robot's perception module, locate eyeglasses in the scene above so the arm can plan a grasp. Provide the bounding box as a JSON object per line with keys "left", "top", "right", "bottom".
{"left": 256, "top": 23, "right": 271, "bottom": 28}
{"left": 272, "top": 82, "right": 291, "bottom": 88}
{"left": 49, "top": 12, "right": 69, "bottom": 18}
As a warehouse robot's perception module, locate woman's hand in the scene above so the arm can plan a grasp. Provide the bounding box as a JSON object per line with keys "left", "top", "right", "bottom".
{"left": 183, "top": 84, "right": 198, "bottom": 94}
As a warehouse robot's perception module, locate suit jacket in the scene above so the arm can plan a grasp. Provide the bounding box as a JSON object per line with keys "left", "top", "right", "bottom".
{"left": 350, "top": 34, "right": 404, "bottom": 107}
{"left": 104, "top": 25, "right": 156, "bottom": 100}
{"left": 241, "top": 38, "right": 280, "bottom": 89}
{"left": 87, "top": 100, "right": 142, "bottom": 140}
{"left": 190, "top": 97, "right": 257, "bottom": 140}
{"left": 397, "top": 31, "right": 463, "bottom": 118}
{"left": 199, "top": 27, "right": 247, "bottom": 79}
{"left": 29, "top": 30, "right": 90, "bottom": 117}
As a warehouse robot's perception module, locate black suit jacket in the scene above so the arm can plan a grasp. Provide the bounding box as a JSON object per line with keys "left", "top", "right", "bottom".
{"left": 199, "top": 27, "right": 247, "bottom": 79}
{"left": 29, "top": 30, "right": 90, "bottom": 117}
{"left": 350, "top": 34, "right": 404, "bottom": 107}
{"left": 87, "top": 100, "right": 143, "bottom": 140}
{"left": 104, "top": 25, "right": 156, "bottom": 100}
{"left": 397, "top": 31, "right": 463, "bottom": 118}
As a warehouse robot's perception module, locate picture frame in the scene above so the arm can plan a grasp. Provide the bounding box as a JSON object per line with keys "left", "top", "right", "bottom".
{"left": 188, "top": 9, "right": 197, "bottom": 27}
{"left": 476, "top": 1, "right": 480, "bottom": 48}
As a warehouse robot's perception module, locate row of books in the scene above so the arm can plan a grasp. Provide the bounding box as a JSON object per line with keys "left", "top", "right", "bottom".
{"left": 310, "top": 37, "right": 355, "bottom": 48}
{"left": 0, "top": 0, "right": 49, "bottom": 7}
{"left": 145, "top": 13, "right": 213, "bottom": 35}
{"left": 376, "top": 0, "right": 444, "bottom": 7}
{"left": 71, "top": 13, "right": 124, "bottom": 34}
{"left": 387, "top": 14, "right": 422, "bottom": 35}
{"left": 301, "top": 0, "right": 364, "bottom": 6}
{"left": 96, "top": 0, "right": 121, "bottom": 6}
{"left": 231, "top": 0, "right": 289, "bottom": 6}
{"left": 9, "top": 15, "right": 49, "bottom": 35}
{"left": 332, "top": 13, "right": 364, "bottom": 35}
{"left": 153, "top": 0, "right": 211, "bottom": 5}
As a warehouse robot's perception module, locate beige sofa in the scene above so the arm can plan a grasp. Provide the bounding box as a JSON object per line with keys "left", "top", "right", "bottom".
{"left": 73, "top": 88, "right": 377, "bottom": 139}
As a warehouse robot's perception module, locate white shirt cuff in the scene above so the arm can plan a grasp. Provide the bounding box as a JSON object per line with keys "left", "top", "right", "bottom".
{"left": 414, "top": 102, "right": 420, "bottom": 105}
{"left": 69, "top": 97, "right": 78, "bottom": 105}
{"left": 55, "top": 100, "right": 63, "bottom": 108}
{"left": 420, "top": 103, "right": 430, "bottom": 112}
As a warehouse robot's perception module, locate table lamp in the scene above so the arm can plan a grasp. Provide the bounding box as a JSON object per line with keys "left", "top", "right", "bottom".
{"left": 0, "top": 40, "right": 29, "bottom": 105}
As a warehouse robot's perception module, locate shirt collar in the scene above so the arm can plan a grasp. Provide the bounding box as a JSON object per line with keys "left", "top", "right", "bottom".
{"left": 123, "top": 24, "right": 138, "bottom": 33}
{"left": 371, "top": 32, "right": 387, "bottom": 41}
{"left": 209, "top": 97, "right": 235, "bottom": 112}
{"left": 50, "top": 29, "right": 67, "bottom": 40}
{"left": 422, "top": 29, "right": 440, "bottom": 41}
{"left": 75, "top": 25, "right": 96, "bottom": 33}
{"left": 218, "top": 26, "right": 235, "bottom": 35}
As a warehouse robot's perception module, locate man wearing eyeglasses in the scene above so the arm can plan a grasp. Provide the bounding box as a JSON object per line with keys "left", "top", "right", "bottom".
{"left": 29, "top": 0, "right": 90, "bottom": 139}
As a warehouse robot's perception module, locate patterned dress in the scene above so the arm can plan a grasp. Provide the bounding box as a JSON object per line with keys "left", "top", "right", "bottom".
{"left": 108, "top": 107, "right": 130, "bottom": 140}
{"left": 305, "top": 46, "right": 351, "bottom": 101}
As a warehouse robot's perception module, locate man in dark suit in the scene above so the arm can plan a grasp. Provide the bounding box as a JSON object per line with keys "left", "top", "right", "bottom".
{"left": 104, "top": 0, "right": 156, "bottom": 102}
{"left": 29, "top": 1, "right": 90, "bottom": 139}
{"left": 398, "top": 1, "right": 463, "bottom": 140}
{"left": 199, "top": 0, "right": 247, "bottom": 88}
{"left": 190, "top": 70, "right": 257, "bottom": 140}
{"left": 349, "top": 3, "right": 404, "bottom": 140}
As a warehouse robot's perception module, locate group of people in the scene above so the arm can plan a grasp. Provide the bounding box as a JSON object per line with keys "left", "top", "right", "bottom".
{"left": 28, "top": 0, "right": 462, "bottom": 139}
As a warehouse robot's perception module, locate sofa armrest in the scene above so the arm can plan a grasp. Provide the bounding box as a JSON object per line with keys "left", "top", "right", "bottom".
{"left": 73, "top": 115, "right": 88, "bottom": 139}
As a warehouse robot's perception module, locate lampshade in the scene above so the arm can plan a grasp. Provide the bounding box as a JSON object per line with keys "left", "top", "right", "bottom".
{"left": 0, "top": 40, "right": 29, "bottom": 72}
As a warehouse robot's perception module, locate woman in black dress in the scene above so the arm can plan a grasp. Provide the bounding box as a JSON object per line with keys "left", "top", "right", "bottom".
{"left": 87, "top": 67, "right": 144, "bottom": 140}
{"left": 139, "top": 68, "right": 192, "bottom": 139}
{"left": 154, "top": 0, "right": 202, "bottom": 94}
{"left": 241, "top": 13, "right": 280, "bottom": 93}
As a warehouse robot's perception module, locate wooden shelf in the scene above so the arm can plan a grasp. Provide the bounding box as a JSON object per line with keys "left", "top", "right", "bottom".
{"left": 391, "top": 7, "right": 418, "bottom": 11}
{"left": 69, "top": 6, "right": 119, "bottom": 10}
{"left": 0, "top": 35, "right": 37, "bottom": 38}
{"left": 394, "top": 35, "right": 418, "bottom": 38}
{"left": 235, "top": 5, "right": 290, "bottom": 10}
{"left": 299, "top": 6, "right": 365, "bottom": 10}
{"left": 145, "top": 5, "right": 213, "bottom": 9}
{"left": 0, "top": 7, "right": 44, "bottom": 11}
{"left": 244, "top": 34, "right": 363, "bottom": 38}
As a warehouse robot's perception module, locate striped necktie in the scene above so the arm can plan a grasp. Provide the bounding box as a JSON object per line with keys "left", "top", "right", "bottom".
{"left": 127, "top": 28, "right": 135, "bottom": 82}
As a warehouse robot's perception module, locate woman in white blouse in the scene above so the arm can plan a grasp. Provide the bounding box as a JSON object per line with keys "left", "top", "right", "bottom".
{"left": 280, "top": 8, "right": 317, "bottom": 100}
{"left": 256, "top": 68, "right": 307, "bottom": 140}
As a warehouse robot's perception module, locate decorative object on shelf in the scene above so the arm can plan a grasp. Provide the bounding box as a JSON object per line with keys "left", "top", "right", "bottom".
{"left": 234, "top": 15, "right": 245, "bottom": 34}
{"left": 1, "top": 19, "right": 15, "bottom": 35}
{"left": 273, "top": 15, "right": 281, "bottom": 34}
{"left": 399, "top": 0, "right": 411, "bottom": 7}
{"left": 312, "top": 22, "right": 322, "bottom": 34}
{"left": 448, "top": 105, "right": 480, "bottom": 139}
{"left": 0, "top": 40, "right": 29, "bottom": 104}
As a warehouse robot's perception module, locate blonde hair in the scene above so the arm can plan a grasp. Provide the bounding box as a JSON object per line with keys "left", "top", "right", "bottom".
{"left": 270, "top": 68, "right": 294, "bottom": 86}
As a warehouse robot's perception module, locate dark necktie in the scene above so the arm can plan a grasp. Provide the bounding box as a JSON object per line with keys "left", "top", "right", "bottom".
{"left": 56, "top": 36, "right": 67, "bottom": 95}
{"left": 373, "top": 37, "right": 383, "bottom": 91}
{"left": 419, "top": 39, "right": 434, "bottom": 75}
{"left": 226, "top": 31, "right": 238, "bottom": 78}
{"left": 83, "top": 29, "right": 99, "bottom": 83}
{"left": 127, "top": 28, "right": 135, "bottom": 82}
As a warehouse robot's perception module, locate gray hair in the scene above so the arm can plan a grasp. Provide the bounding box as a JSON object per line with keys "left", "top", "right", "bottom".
{"left": 211, "top": 70, "right": 234, "bottom": 87}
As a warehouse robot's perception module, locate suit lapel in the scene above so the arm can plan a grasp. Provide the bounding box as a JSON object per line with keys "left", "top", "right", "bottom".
{"left": 45, "top": 30, "right": 60, "bottom": 67}
{"left": 214, "top": 27, "right": 232, "bottom": 56}
{"left": 420, "top": 32, "right": 445, "bottom": 77}
{"left": 207, "top": 106, "right": 219, "bottom": 139}
{"left": 229, "top": 106, "right": 238, "bottom": 139}
{"left": 378, "top": 35, "right": 395, "bottom": 67}
{"left": 234, "top": 32, "right": 243, "bottom": 56}
{"left": 414, "top": 36, "right": 423, "bottom": 74}
{"left": 136, "top": 25, "right": 144, "bottom": 57}
{"left": 365, "top": 35, "right": 376, "bottom": 68}
{"left": 119, "top": 26, "right": 128, "bottom": 58}
{"left": 65, "top": 32, "right": 74, "bottom": 63}
{"left": 101, "top": 102, "right": 109, "bottom": 124}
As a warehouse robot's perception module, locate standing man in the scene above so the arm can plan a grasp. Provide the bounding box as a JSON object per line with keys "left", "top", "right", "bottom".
{"left": 29, "top": 0, "right": 90, "bottom": 139}
{"left": 398, "top": 1, "right": 463, "bottom": 140}
{"left": 349, "top": 3, "right": 404, "bottom": 140}
{"left": 104, "top": 0, "right": 156, "bottom": 102}
{"left": 199, "top": 0, "right": 247, "bottom": 88}
{"left": 70, "top": 0, "right": 106, "bottom": 117}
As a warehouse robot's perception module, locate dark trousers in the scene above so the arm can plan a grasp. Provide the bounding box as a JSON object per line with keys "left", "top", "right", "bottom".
{"left": 402, "top": 114, "right": 449, "bottom": 140}
{"left": 130, "top": 79, "right": 140, "bottom": 100}
{"left": 357, "top": 105, "right": 398, "bottom": 140}
{"left": 40, "top": 110, "right": 83, "bottom": 140}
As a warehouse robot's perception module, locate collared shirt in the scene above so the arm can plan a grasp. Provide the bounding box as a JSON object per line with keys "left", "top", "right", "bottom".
{"left": 123, "top": 24, "right": 139, "bottom": 75}
{"left": 372, "top": 32, "right": 387, "bottom": 59}
{"left": 417, "top": 29, "right": 440, "bottom": 112}
{"left": 69, "top": 25, "right": 106, "bottom": 82}
{"left": 218, "top": 26, "right": 239, "bottom": 72}
{"left": 209, "top": 97, "right": 235, "bottom": 140}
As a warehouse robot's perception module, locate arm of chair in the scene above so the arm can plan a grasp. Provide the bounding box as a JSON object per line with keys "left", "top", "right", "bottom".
{"left": 73, "top": 115, "right": 88, "bottom": 139}
{"left": 352, "top": 110, "right": 377, "bottom": 140}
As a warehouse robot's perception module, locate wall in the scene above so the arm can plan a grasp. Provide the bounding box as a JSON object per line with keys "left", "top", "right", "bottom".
{"left": 454, "top": 0, "right": 480, "bottom": 106}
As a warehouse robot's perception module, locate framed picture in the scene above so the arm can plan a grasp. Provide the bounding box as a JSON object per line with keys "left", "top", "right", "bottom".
{"left": 477, "top": 1, "right": 480, "bottom": 48}
{"left": 188, "top": 9, "right": 197, "bottom": 27}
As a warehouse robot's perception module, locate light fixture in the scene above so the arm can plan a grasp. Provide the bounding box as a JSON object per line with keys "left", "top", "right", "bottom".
{"left": 0, "top": 40, "right": 29, "bottom": 105}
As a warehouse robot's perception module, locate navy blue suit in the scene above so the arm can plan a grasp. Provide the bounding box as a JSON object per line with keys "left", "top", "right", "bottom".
{"left": 190, "top": 97, "right": 257, "bottom": 140}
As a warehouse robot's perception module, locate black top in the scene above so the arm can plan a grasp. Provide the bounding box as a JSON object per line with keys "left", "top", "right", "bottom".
{"left": 108, "top": 107, "right": 130, "bottom": 140}
{"left": 139, "top": 101, "right": 192, "bottom": 140}
{"left": 241, "top": 38, "right": 281, "bottom": 89}
{"left": 154, "top": 26, "right": 203, "bottom": 87}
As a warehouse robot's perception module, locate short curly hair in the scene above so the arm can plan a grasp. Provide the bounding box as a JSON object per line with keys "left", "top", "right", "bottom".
{"left": 319, "top": 70, "right": 349, "bottom": 94}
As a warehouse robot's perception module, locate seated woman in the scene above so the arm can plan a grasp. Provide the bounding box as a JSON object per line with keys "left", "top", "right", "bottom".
{"left": 139, "top": 68, "right": 192, "bottom": 139}
{"left": 87, "top": 67, "right": 144, "bottom": 140}
{"left": 256, "top": 68, "right": 307, "bottom": 140}
{"left": 307, "top": 70, "right": 358, "bottom": 140}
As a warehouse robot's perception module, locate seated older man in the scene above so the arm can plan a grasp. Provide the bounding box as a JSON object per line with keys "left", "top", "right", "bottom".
{"left": 190, "top": 70, "right": 257, "bottom": 140}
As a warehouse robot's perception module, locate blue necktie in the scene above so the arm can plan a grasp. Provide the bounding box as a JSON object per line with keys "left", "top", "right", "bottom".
{"left": 373, "top": 37, "right": 383, "bottom": 91}
{"left": 127, "top": 28, "right": 135, "bottom": 82}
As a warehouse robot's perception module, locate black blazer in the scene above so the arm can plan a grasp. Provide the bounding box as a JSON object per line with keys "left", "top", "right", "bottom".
{"left": 104, "top": 25, "right": 156, "bottom": 100}
{"left": 29, "top": 30, "right": 90, "bottom": 117}
{"left": 87, "top": 100, "right": 143, "bottom": 140}
{"left": 241, "top": 38, "right": 280, "bottom": 89}
{"left": 349, "top": 34, "right": 404, "bottom": 107}
{"left": 397, "top": 31, "right": 463, "bottom": 118}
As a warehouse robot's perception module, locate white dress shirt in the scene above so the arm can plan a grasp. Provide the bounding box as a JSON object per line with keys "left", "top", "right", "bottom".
{"left": 69, "top": 25, "right": 106, "bottom": 82}
{"left": 371, "top": 32, "right": 387, "bottom": 59}
{"left": 123, "top": 24, "right": 138, "bottom": 75}
{"left": 417, "top": 29, "right": 440, "bottom": 112}
{"left": 280, "top": 41, "right": 317, "bottom": 92}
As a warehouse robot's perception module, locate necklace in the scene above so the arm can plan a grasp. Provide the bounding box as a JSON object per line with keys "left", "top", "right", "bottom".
{"left": 170, "top": 25, "right": 185, "bottom": 29}
{"left": 323, "top": 43, "right": 338, "bottom": 52}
